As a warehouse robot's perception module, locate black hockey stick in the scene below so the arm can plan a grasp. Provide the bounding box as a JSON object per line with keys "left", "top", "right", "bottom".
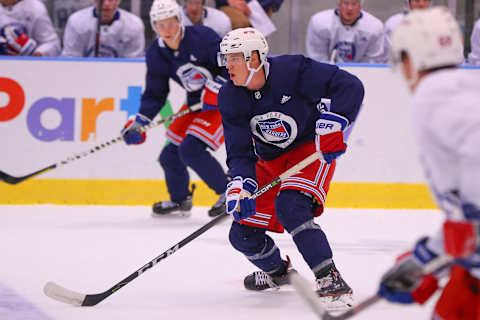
{"left": 94, "top": 0, "right": 104, "bottom": 57}
{"left": 0, "top": 104, "right": 200, "bottom": 185}
{"left": 43, "top": 152, "right": 321, "bottom": 306}
{"left": 290, "top": 255, "right": 453, "bottom": 319}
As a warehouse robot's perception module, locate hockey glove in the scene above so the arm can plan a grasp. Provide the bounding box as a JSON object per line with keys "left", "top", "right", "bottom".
{"left": 378, "top": 237, "right": 441, "bottom": 305}
{"left": 443, "top": 203, "right": 480, "bottom": 258}
{"left": 201, "top": 76, "right": 227, "bottom": 111}
{"left": 226, "top": 176, "right": 258, "bottom": 222}
{"left": 4, "top": 26, "right": 37, "bottom": 56}
{"left": 315, "top": 112, "right": 349, "bottom": 164}
{"left": 121, "top": 114, "right": 150, "bottom": 145}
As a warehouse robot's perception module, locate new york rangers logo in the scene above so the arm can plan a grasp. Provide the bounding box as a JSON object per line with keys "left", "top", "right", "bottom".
{"left": 250, "top": 112, "right": 298, "bottom": 149}
{"left": 333, "top": 41, "right": 356, "bottom": 62}
{"left": 176, "top": 63, "right": 213, "bottom": 92}
{"left": 258, "top": 120, "right": 289, "bottom": 140}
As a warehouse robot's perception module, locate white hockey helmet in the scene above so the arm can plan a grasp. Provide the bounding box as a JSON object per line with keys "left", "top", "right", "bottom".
{"left": 391, "top": 6, "right": 463, "bottom": 73}
{"left": 150, "top": 0, "right": 182, "bottom": 26}
{"left": 219, "top": 27, "right": 269, "bottom": 67}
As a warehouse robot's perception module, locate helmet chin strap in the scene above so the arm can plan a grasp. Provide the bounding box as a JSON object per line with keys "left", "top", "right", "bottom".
{"left": 172, "top": 24, "right": 184, "bottom": 43}
{"left": 243, "top": 61, "right": 264, "bottom": 87}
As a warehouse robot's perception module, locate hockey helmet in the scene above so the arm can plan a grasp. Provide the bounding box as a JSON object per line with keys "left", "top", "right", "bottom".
{"left": 218, "top": 27, "right": 269, "bottom": 69}
{"left": 150, "top": 0, "right": 182, "bottom": 25}
{"left": 390, "top": 6, "right": 463, "bottom": 73}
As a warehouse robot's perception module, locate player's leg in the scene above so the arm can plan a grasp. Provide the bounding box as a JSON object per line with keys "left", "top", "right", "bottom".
{"left": 278, "top": 141, "right": 352, "bottom": 308}
{"left": 153, "top": 106, "right": 196, "bottom": 217}
{"left": 183, "top": 110, "right": 229, "bottom": 217}
{"left": 432, "top": 265, "right": 480, "bottom": 319}
{"left": 229, "top": 221, "right": 292, "bottom": 290}
{"left": 153, "top": 142, "right": 193, "bottom": 216}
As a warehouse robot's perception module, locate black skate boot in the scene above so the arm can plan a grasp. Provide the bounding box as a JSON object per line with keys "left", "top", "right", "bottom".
{"left": 152, "top": 185, "right": 195, "bottom": 217}
{"left": 207, "top": 193, "right": 226, "bottom": 217}
{"left": 315, "top": 262, "right": 353, "bottom": 309}
{"left": 244, "top": 257, "right": 294, "bottom": 291}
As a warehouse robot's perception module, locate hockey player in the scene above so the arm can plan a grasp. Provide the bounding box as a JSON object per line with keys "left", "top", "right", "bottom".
{"left": 218, "top": 27, "right": 364, "bottom": 308}
{"left": 468, "top": 18, "right": 480, "bottom": 65}
{"left": 306, "top": 0, "right": 385, "bottom": 64}
{"left": 121, "top": 0, "right": 229, "bottom": 218}
{"left": 181, "top": 0, "right": 231, "bottom": 38}
{"left": 384, "top": 0, "right": 431, "bottom": 61}
{"left": 52, "top": 0, "right": 93, "bottom": 39}
{"left": 62, "top": 0, "right": 145, "bottom": 58}
{"left": 378, "top": 7, "right": 480, "bottom": 318}
{"left": 0, "top": 0, "right": 60, "bottom": 56}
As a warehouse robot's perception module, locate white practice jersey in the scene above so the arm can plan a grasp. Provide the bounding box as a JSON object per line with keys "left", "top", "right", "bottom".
{"left": 468, "top": 19, "right": 480, "bottom": 65}
{"left": 181, "top": 6, "right": 231, "bottom": 38}
{"left": 383, "top": 12, "right": 405, "bottom": 61}
{"left": 412, "top": 69, "right": 480, "bottom": 277}
{"left": 62, "top": 6, "right": 145, "bottom": 58}
{"left": 52, "top": 0, "right": 93, "bottom": 36}
{"left": 306, "top": 9, "right": 385, "bottom": 64}
{"left": 0, "top": 0, "right": 60, "bottom": 56}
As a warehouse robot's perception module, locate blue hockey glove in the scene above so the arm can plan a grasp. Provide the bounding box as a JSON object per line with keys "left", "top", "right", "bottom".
{"left": 226, "top": 176, "right": 258, "bottom": 221}
{"left": 121, "top": 114, "right": 150, "bottom": 145}
{"left": 315, "top": 112, "right": 349, "bottom": 164}
{"left": 378, "top": 237, "right": 441, "bottom": 305}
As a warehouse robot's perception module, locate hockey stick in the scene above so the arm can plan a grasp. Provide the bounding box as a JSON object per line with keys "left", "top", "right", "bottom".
{"left": 94, "top": 0, "right": 104, "bottom": 57}
{"left": 43, "top": 151, "right": 321, "bottom": 306}
{"left": 290, "top": 255, "right": 453, "bottom": 320}
{"left": 0, "top": 104, "right": 200, "bottom": 185}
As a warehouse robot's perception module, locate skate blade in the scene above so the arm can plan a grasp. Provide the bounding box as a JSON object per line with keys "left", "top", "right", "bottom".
{"left": 318, "top": 293, "right": 353, "bottom": 311}
{"left": 151, "top": 210, "right": 192, "bottom": 218}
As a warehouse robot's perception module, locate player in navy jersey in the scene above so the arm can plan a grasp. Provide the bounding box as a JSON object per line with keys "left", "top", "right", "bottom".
{"left": 218, "top": 27, "right": 364, "bottom": 308}
{"left": 121, "top": 0, "right": 229, "bottom": 218}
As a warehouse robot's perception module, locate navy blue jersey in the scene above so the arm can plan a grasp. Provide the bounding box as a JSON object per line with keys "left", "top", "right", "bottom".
{"left": 139, "top": 25, "right": 227, "bottom": 120}
{"left": 218, "top": 55, "right": 364, "bottom": 180}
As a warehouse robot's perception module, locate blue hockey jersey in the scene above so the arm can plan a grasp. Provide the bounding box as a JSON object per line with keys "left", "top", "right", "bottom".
{"left": 139, "top": 25, "right": 227, "bottom": 120}
{"left": 218, "top": 55, "right": 364, "bottom": 180}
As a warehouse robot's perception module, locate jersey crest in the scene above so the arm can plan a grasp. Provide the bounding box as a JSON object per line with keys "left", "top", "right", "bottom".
{"left": 250, "top": 112, "right": 298, "bottom": 149}
{"left": 176, "top": 62, "right": 213, "bottom": 92}
{"left": 334, "top": 41, "right": 356, "bottom": 61}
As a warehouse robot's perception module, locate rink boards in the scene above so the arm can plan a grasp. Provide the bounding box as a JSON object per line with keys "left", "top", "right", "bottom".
{"left": 1, "top": 57, "right": 479, "bottom": 208}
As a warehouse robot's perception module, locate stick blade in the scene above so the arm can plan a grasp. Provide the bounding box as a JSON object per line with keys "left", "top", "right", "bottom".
{"left": 289, "top": 271, "right": 330, "bottom": 319}
{"left": 43, "top": 281, "right": 86, "bottom": 306}
{"left": 0, "top": 170, "right": 21, "bottom": 184}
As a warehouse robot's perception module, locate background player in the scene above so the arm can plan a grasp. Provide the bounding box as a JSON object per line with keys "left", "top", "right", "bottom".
{"left": 218, "top": 27, "right": 364, "bottom": 308}
{"left": 61, "top": 0, "right": 145, "bottom": 58}
{"left": 378, "top": 7, "right": 480, "bottom": 318}
{"left": 121, "top": 0, "right": 229, "bottom": 218}
{"left": 0, "top": 0, "right": 60, "bottom": 56}
{"left": 306, "top": 0, "right": 385, "bottom": 63}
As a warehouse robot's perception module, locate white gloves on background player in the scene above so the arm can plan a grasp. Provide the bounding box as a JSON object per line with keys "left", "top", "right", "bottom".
{"left": 2, "top": 26, "right": 37, "bottom": 56}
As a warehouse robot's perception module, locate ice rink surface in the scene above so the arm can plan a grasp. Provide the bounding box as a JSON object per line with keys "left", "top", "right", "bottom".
{"left": 1, "top": 205, "right": 445, "bottom": 320}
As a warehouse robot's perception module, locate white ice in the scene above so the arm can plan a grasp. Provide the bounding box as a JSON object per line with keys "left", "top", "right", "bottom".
{"left": 0, "top": 205, "right": 444, "bottom": 320}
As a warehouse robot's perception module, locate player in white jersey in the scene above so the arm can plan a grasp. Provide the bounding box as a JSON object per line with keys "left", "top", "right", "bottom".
{"left": 0, "top": 0, "right": 60, "bottom": 56}
{"left": 384, "top": 0, "right": 431, "bottom": 62}
{"left": 378, "top": 7, "right": 480, "bottom": 318}
{"left": 62, "top": 0, "right": 145, "bottom": 58}
{"left": 468, "top": 18, "right": 480, "bottom": 65}
{"left": 306, "top": 0, "right": 385, "bottom": 64}
{"left": 52, "top": 0, "right": 93, "bottom": 39}
{"left": 181, "top": 0, "right": 231, "bottom": 38}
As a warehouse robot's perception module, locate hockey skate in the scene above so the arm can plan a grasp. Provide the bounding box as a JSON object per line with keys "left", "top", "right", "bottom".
{"left": 152, "top": 185, "right": 195, "bottom": 217}
{"left": 244, "top": 257, "right": 294, "bottom": 291}
{"left": 315, "top": 262, "right": 353, "bottom": 310}
{"left": 207, "top": 193, "right": 226, "bottom": 217}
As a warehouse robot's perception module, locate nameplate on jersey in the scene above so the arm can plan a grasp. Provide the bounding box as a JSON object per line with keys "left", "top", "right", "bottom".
{"left": 250, "top": 112, "right": 298, "bottom": 149}
{"left": 176, "top": 63, "right": 213, "bottom": 92}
